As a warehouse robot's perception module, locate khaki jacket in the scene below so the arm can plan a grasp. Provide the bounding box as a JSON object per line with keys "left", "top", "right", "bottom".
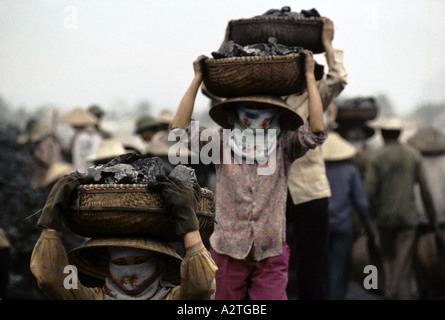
{"left": 365, "top": 141, "right": 436, "bottom": 228}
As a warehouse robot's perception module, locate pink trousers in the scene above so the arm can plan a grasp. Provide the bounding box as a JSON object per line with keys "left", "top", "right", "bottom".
{"left": 210, "top": 242, "right": 290, "bottom": 300}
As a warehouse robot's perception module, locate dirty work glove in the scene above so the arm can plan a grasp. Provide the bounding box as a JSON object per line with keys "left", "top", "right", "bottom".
{"left": 37, "top": 174, "right": 94, "bottom": 231}
{"left": 148, "top": 174, "right": 201, "bottom": 236}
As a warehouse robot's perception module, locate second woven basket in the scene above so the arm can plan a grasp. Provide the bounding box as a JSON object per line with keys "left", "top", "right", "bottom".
{"left": 227, "top": 16, "right": 324, "bottom": 53}
{"left": 202, "top": 53, "right": 324, "bottom": 98}
{"left": 63, "top": 184, "right": 215, "bottom": 242}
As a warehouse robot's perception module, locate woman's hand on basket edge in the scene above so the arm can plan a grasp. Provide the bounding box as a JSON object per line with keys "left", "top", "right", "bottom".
{"left": 148, "top": 174, "right": 201, "bottom": 236}
{"left": 303, "top": 50, "right": 316, "bottom": 75}
{"left": 321, "top": 17, "right": 334, "bottom": 45}
{"left": 37, "top": 175, "right": 94, "bottom": 231}
{"left": 193, "top": 55, "right": 208, "bottom": 76}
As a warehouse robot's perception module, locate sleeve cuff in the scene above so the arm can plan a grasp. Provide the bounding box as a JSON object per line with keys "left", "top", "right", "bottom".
{"left": 185, "top": 242, "right": 206, "bottom": 256}
{"left": 325, "top": 49, "right": 344, "bottom": 64}
{"left": 41, "top": 228, "right": 60, "bottom": 239}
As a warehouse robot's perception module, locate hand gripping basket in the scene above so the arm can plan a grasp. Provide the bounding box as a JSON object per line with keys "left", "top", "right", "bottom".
{"left": 227, "top": 16, "right": 324, "bottom": 53}
{"left": 62, "top": 184, "right": 215, "bottom": 242}
{"left": 202, "top": 53, "right": 324, "bottom": 98}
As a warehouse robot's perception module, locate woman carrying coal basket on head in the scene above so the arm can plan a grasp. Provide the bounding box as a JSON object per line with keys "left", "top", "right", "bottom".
{"left": 169, "top": 49, "right": 326, "bottom": 300}
{"left": 30, "top": 174, "right": 217, "bottom": 300}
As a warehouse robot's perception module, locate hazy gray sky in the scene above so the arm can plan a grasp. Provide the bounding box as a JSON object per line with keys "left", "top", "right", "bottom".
{"left": 1, "top": 0, "right": 445, "bottom": 118}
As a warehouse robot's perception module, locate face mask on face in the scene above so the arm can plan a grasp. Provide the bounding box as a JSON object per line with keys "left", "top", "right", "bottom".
{"left": 108, "top": 258, "right": 160, "bottom": 294}
{"left": 236, "top": 106, "right": 279, "bottom": 130}
{"left": 230, "top": 105, "right": 281, "bottom": 162}
{"left": 104, "top": 247, "right": 168, "bottom": 299}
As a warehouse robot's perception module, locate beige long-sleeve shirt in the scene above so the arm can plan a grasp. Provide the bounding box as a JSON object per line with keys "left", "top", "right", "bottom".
{"left": 286, "top": 49, "right": 348, "bottom": 205}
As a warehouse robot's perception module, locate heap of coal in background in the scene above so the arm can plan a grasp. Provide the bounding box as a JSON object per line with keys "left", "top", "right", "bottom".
{"left": 0, "top": 124, "right": 57, "bottom": 299}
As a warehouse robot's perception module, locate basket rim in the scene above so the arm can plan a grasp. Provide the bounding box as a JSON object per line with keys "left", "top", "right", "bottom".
{"left": 71, "top": 183, "right": 215, "bottom": 216}
{"left": 77, "top": 183, "right": 213, "bottom": 194}
{"left": 70, "top": 205, "right": 215, "bottom": 217}
{"left": 204, "top": 53, "right": 303, "bottom": 65}
{"left": 229, "top": 16, "right": 323, "bottom": 24}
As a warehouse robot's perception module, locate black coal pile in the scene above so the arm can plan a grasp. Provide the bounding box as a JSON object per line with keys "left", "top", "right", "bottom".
{"left": 169, "top": 164, "right": 198, "bottom": 185}
{"left": 86, "top": 153, "right": 164, "bottom": 184}
{"left": 257, "top": 6, "right": 321, "bottom": 19}
{"left": 0, "top": 124, "right": 53, "bottom": 299}
{"left": 85, "top": 153, "right": 198, "bottom": 185}
{"left": 212, "top": 38, "right": 304, "bottom": 59}
{"left": 0, "top": 123, "right": 88, "bottom": 300}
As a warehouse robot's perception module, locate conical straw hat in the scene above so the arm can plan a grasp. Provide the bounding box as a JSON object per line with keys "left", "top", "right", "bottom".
{"left": 407, "top": 125, "right": 445, "bottom": 154}
{"left": 144, "top": 130, "right": 196, "bottom": 157}
{"left": 322, "top": 131, "right": 357, "bottom": 161}
{"left": 144, "top": 131, "right": 173, "bottom": 156}
{"left": 42, "top": 161, "right": 75, "bottom": 188}
{"left": 135, "top": 115, "right": 159, "bottom": 133}
{"left": 86, "top": 139, "right": 128, "bottom": 162}
{"left": 156, "top": 109, "right": 174, "bottom": 125}
{"left": 209, "top": 94, "right": 303, "bottom": 131}
{"left": 377, "top": 113, "right": 403, "bottom": 130}
{"left": 17, "top": 120, "right": 50, "bottom": 144}
{"left": 68, "top": 236, "right": 182, "bottom": 284}
{"left": 88, "top": 105, "right": 105, "bottom": 119}
{"left": 62, "top": 107, "right": 99, "bottom": 126}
